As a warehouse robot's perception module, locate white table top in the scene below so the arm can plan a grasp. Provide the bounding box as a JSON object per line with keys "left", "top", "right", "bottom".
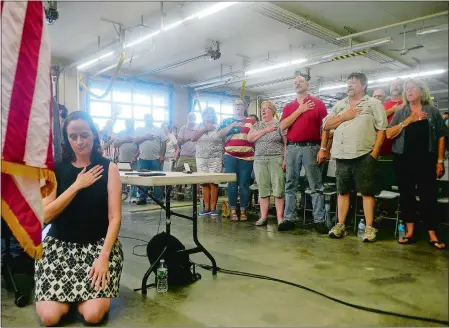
{"left": 120, "top": 171, "right": 236, "bottom": 187}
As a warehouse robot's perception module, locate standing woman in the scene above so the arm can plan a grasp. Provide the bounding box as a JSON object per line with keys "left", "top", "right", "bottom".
{"left": 248, "top": 101, "right": 286, "bottom": 226}
{"left": 386, "top": 78, "right": 446, "bottom": 249}
{"left": 35, "top": 111, "right": 123, "bottom": 326}
{"left": 217, "top": 99, "right": 255, "bottom": 221}
{"left": 192, "top": 107, "right": 224, "bottom": 216}
{"left": 161, "top": 122, "right": 179, "bottom": 172}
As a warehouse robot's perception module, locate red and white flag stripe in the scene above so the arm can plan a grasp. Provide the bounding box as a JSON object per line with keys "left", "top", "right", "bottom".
{"left": 1, "top": 1, "right": 55, "bottom": 259}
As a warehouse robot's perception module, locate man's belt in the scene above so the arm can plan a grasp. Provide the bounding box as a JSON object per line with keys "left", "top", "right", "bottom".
{"left": 287, "top": 141, "right": 320, "bottom": 147}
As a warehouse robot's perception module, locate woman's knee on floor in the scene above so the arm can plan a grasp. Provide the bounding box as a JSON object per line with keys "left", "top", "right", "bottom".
{"left": 36, "top": 301, "right": 69, "bottom": 326}
{"left": 78, "top": 298, "right": 111, "bottom": 324}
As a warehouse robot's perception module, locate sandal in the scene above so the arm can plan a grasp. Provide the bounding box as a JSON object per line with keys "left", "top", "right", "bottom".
{"left": 255, "top": 218, "right": 268, "bottom": 226}
{"left": 230, "top": 211, "right": 239, "bottom": 221}
{"left": 429, "top": 240, "right": 446, "bottom": 250}
{"left": 240, "top": 212, "right": 248, "bottom": 221}
{"left": 398, "top": 236, "right": 416, "bottom": 244}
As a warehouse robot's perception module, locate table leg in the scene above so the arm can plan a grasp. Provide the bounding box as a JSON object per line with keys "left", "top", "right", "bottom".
{"left": 166, "top": 185, "right": 171, "bottom": 235}
{"left": 191, "top": 184, "right": 217, "bottom": 275}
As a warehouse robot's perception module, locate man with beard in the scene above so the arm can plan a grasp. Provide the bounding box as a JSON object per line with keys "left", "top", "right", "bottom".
{"left": 278, "top": 75, "right": 329, "bottom": 233}
{"left": 323, "top": 72, "right": 387, "bottom": 242}
{"left": 380, "top": 78, "right": 404, "bottom": 158}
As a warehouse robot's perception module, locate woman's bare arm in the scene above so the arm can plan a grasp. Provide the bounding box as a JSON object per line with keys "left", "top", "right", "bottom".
{"left": 99, "top": 163, "right": 122, "bottom": 260}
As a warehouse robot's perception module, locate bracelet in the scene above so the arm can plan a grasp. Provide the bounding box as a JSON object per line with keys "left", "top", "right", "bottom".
{"left": 399, "top": 122, "right": 404, "bottom": 129}
{"left": 437, "top": 160, "right": 444, "bottom": 164}
{"left": 320, "top": 147, "right": 327, "bottom": 151}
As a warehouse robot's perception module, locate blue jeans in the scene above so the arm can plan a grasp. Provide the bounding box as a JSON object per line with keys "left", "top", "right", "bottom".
{"left": 138, "top": 159, "right": 162, "bottom": 202}
{"left": 123, "top": 162, "right": 138, "bottom": 197}
{"left": 223, "top": 155, "right": 253, "bottom": 210}
{"left": 284, "top": 144, "right": 325, "bottom": 223}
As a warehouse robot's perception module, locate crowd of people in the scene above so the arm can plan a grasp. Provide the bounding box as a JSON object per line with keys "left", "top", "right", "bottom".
{"left": 103, "top": 72, "right": 447, "bottom": 249}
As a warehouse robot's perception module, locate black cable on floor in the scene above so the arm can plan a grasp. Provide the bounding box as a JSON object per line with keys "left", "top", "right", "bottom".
{"left": 118, "top": 234, "right": 448, "bottom": 325}
{"left": 195, "top": 263, "right": 449, "bottom": 326}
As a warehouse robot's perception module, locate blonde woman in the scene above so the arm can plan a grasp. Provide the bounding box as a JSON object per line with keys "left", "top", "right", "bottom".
{"left": 248, "top": 101, "right": 286, "bottom": 226}
{"left": 386, "top": 78, "right": 446, "bottom": 249}
{"left": 191, "top": 107, "right": 224, "bottom": 216}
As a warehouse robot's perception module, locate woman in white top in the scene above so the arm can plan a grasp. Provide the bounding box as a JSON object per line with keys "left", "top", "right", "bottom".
{"left": 161, "top": 123, "right": 179, "bottom": 172}
{"left": 191, "top": 107, "right": 224, "bottom": 217}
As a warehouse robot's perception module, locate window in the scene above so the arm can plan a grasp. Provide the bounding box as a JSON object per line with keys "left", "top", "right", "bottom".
{"left": 191, "top": 96, "right": 236, "bottom": 124}
{"left": 88, "top": 81, "right": 170, "bottom": 133}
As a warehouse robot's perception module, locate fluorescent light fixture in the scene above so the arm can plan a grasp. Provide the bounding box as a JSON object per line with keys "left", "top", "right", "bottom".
{"left": 124, "top": 3, "right": 237, "bottom": 48}
{"left": 319, "top": 37, "right": 392, "bottom": 60}
{"left": 197, "top": 2, "right": 238, "bottom": 19}
{"left": 77, "top": 51, "right": 115, "bottom": 70}
{"left": 318, "top": 69, "right": 447, "bottom": 92}
{"left": 163, "top": 20, "right": 186, "bottom": 31}
{"left": 266, "top": 93, "right": 296, "bottom": 100}
{"left": 99, "top": 51, "right": 114, "bottom": 60}
{"left": 124, "top": 30, "right": 161, "bottom": 48}
{"left": 416, "top": 23, "right": 448, "bottom": 35}
{"left": 245, "top": 58, "right": 308, "bottom": 76}
{"left": 319, "top": 84, "right": 346, "bottom": 92}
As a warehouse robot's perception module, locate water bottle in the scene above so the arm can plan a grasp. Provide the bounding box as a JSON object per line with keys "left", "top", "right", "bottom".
{"left": 398, "top": 220, "right": 406, "bottom": 240}
{"left": 156, "top": 260, "right": 168, "bottom": 293}
{"left": 357, "top": 219, "right": 366, "bottom": 238}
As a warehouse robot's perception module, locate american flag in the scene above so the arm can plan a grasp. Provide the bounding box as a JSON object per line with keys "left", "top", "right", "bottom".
{"left": 1, "top": 1, "right": 55, "bottom": 259}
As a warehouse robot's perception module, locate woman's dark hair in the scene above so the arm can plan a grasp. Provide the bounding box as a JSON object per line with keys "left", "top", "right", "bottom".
{"left": 62, "top": 111, "right": 103, "bottom": 163}
{"left": 58, "top": 104, "right": 68, "bottom": 119}
{"left": 248, "top": 114, "right": 259, "bottom": 122}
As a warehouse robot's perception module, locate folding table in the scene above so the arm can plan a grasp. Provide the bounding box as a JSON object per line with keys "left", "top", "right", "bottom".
{"left": 120, "top": 171, "right": 236, "bottom": 294}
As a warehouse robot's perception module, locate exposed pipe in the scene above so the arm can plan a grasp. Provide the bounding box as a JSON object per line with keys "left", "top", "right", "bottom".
{"left": 181, "top": 69, "right": 245, "bottom": 88}
{"left": 131, "top": 53, "right": 208, "bottom": 79}
{"left": 336, "top": 10, "right": 448, "bottom": 40}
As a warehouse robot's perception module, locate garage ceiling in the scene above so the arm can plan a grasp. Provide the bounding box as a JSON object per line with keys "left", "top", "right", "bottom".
{"left": 48, "top": 1, "right": 448, "bottom": 107}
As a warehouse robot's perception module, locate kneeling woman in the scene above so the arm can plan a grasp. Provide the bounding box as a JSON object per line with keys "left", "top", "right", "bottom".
{"left": 35, "top": 111, "right": 123, "bottom": 326}
{"left": 248, "top": 101, "right": 287, "bottom": 226}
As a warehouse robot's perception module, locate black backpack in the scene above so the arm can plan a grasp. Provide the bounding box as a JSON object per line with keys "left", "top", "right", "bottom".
{"left": 146, "top": 232, "right": 201, "bottom": 286}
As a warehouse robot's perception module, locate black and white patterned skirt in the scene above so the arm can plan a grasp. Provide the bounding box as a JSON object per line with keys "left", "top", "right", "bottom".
{"left": 35, "top": 236, "right": 124, "bottom": 303}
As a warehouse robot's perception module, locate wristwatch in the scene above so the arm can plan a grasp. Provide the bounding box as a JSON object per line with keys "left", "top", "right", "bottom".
{"left": 438, "top": 160, "right": 444, "bottom": 164}
{"left": 320, "top": 147, "right": 327, "bottom": 151}
{"left": 399, "top": 122, "right": 404, "bottom": 129}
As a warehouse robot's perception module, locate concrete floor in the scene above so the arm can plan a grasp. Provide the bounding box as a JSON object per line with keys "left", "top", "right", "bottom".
{"left": 2, "top": 204, "right": 448, "bottom": 327}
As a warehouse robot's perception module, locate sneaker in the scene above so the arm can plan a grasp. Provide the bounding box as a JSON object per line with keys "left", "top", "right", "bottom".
{"left": 315, "top": 221, "right": 329, "bottom": 234}
{"left": 210, "top": 210, "right": 219, "bottom": 217}
{"left": 249, "top": 183, "right": 258, "bottom": 191}
{"left": 329, "top": 223, "right": 346, "bottom": 239}
{"left": 199, "top": 209, "right": 211, "bottom": 216}
{"left": 136, "top": 199, "right": 147, "bottom": 206}
{"left": 131, "top": 197, "right": 137, "bottom": 204}
{"left": 363, "top": 226, "right": 378, "bottom": 242}
{"left": 278, "top": 220, "right": 295, "bottom": 231}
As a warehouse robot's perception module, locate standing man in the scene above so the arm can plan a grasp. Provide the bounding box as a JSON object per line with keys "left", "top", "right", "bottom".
{"left": 114, "top": 119, "right": 139, "bottom": 201}
{"left": 134, "top": 114, "right": 167, "bottom": 205}
{"left": 279, "top": 75, "right": 329, "bottom": 233}
{"left": 442, "top": 111, "right": 449, "bottom": 127}
{"left": 323, "top": 72, "right": 387, "bottom": 242}
{"left": 372, "top": 89, "right": 386, "bottom": 102}
{"left": 176, "top": 112, "right": 198, "bottom": 172}
{"left": 380, "top": 78, "right": 404, "bottom": 158}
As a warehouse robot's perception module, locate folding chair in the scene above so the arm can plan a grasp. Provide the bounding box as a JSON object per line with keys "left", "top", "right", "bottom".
{"left": 354, "top": 159, "right": 400, "bottom": 236}
{"left": 303, "top": 160, "right": 338, "bottom": 225}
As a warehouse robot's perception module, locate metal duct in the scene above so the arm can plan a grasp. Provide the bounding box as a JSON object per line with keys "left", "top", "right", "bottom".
{"left": 247, "top": 2, "right": 410, "bottom": 70}
{"left": 131, "top": 53, "right": 208, "bottom": 79}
